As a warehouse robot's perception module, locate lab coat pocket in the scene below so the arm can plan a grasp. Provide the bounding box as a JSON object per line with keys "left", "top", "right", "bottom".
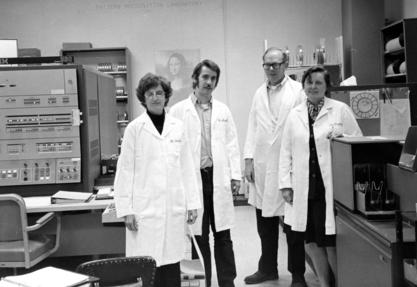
{"left": 167, "top": 138, "right": 181, "bottom": 167}
{"left": 133, "top": 190, "right": 155, "bottom": 219}
{"left": 214, "top": 119, "right": 227, "bottom": 141}
{"left": 172, "top": 188, "right": 187, "bottom": 215}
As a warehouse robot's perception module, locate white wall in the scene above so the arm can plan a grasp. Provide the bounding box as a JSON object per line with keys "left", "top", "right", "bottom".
{"left": 224, "top": 0, "right": 342, "bottom": 146}
{"left": 385, "top": 0, "right": 417, "bottom": 21}
{"left": 402, "top": 0, "right": 417, "bottom": 18}
{"left": 0, "top": 0, "right": 342, "bottom": 149}
{"left": 0, "top": 0, "right": 227, "bottom": 119}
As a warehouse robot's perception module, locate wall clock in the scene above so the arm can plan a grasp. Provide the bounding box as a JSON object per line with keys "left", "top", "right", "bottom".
{"left": 350, "top": 90, "right": 380, "bottom": 119}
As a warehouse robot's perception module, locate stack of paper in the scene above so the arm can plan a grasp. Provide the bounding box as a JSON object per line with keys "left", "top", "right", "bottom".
{"left": 95, "top": 186, "right": 114, "bottom": 200}
{"left": 102, "top": 203, "right": 123, "bottom": 223}
{"left": 51, "top": 191, "right": 93, "bottom": 204}
{"left": 1, "top": 266, "right": 93, "bottom": 287}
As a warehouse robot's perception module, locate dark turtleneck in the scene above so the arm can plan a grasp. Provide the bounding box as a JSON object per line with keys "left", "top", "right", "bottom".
{"left": 147, "top": 109, "right": 165, "bottom": 134}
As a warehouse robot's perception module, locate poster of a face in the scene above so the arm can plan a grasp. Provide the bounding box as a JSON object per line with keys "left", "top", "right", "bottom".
{"left": 155, "top": 49, "right": 200, "bottom": 106}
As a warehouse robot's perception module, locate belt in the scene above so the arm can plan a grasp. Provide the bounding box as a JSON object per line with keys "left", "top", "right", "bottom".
{"left": 200, "top": 166, "right": 213, "bottom": 173}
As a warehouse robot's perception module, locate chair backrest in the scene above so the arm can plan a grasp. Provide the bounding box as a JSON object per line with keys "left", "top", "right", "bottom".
{"left": 0, "top": 194, "right": 27, "bottom": 242}
{"left": 76, "top": 256, "right": 157, "bottom": 287}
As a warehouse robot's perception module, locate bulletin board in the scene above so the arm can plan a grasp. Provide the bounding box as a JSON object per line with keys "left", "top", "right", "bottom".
{"left": 330, "top": 83, "right": 417, "bottom": 138}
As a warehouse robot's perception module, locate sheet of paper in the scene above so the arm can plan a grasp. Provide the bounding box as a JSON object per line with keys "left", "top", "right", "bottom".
{"left": 2, "top": 266, "right": 90, "bottom": 287}
{"left": 24, "top": 196, "right": 51, "bottom": 209}
{"left": 380, "top": 98, "right": 411, "bottom": 139}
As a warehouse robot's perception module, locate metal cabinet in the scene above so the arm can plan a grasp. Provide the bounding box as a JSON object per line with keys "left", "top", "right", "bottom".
{"left": 61, "top": 47, "right": 131, "bottom": 155}
{"left": 336, "top": 204, "right": 416, "bottom": 287}
{"left": 336, "top": 213, "right": 392, "bottom": 287}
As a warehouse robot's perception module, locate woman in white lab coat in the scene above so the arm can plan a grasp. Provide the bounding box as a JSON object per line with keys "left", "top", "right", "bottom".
{"left": 114, "top": 73, "right": 201, "bottom": 287}
{"left": 279, "top": 66, "right": 362, "bottom": 287}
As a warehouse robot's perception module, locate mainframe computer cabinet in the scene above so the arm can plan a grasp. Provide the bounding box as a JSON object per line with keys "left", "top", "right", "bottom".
{"left": 62, "top": 47, "right": 131, "bottom": 154}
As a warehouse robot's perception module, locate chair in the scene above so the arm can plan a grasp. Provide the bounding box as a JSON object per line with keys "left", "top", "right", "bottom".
{"left": 76, "top": 256, "right": 157, "bottom": 287}
{"left": 0, "top": 193, "right": 61, "bottom": 270}
{"left": 181, "top": 225, "right": 206, "bottom": 286}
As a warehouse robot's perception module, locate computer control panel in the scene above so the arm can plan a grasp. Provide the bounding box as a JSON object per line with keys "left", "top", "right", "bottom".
{"left": 0, "top": 68, "right": 82, "bottom": 186}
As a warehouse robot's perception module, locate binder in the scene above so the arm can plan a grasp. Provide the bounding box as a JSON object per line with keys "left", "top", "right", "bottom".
{"left": 51, "top": 191, "right": 93, "bottom": 204}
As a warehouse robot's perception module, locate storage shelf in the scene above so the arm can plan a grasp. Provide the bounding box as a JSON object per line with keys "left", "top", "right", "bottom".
{"left": 104, "top": 71, "right": 127, "bottom": 76}
{"left": 381, "top": 18, "right": 417, "bottom": 83}
{"left": 385, "top": 73, "right": 407, "bottom": 78}
{"left": 61, "top": 47, "right": 131, "bottom": 155}
{"left": 116, "top": 96, "right": 128, "bottom": 101}
{"left": 384, "top": 48, "right": 405, "bottom": 56}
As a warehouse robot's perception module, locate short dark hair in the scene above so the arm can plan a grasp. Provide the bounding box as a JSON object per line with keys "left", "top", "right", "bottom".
{"left": 301, "top": 65, "right": 331, "bottom": 97}
{"left": 136, "top": 73, "right": 172, "bottom": 107}
{"left": 262, "top": 47, "right": 288, "bottom": 63}
{"left": 191, "top": 59, "right": 220, "bottom": 89}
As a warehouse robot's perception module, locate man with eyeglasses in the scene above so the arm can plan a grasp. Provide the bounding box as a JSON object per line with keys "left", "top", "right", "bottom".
{"left": 170, "top": 59, "right": 241, "bottom": 287}
{"left": 243, "top": 47, "right": 306, "bottom": 286}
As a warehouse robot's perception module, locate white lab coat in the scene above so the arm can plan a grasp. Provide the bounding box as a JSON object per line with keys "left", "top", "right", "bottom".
{"left": 113, "top": 112, "right": 201, "bottom": 267}
{"left": 170, "top": 95, "right": 241, "bottom": 234}
{"left": 243, "top": 76, "right": 305, "bottom": 216}
{"left": 279, "top": 98, "right": 362, "bottom": 234}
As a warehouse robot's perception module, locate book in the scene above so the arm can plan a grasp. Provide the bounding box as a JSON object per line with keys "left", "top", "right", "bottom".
{"left": 51, "top": 191, "right": 93, "bottom": 204}
{"left": 95, "top": 186, "right": 114, "bottom": 200}
{"left": 1, "top": 266, "right": 95, "bottom": 287}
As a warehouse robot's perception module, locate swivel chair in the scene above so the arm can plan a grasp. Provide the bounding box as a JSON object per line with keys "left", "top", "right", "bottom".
{"left": 76, "top": 256, "right": 157, "bottom": 287}
{"left": 0, "top": 193, "right": 61, "bottom": 270}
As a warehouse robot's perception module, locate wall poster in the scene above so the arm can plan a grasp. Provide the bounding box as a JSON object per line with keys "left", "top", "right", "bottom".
{"left": 155, "top": 49, "right": 200, "bottom": 106}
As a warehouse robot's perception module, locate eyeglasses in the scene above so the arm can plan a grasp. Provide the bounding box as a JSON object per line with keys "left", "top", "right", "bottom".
{"left": 262, "top": 62, "right": 285, "bottom": 70}
{"left": 145, "top": 90, "right": 165, "bottom": 98}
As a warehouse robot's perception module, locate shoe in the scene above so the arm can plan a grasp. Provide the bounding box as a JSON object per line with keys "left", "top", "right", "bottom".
{"left": 290, "top": 281, "right": 308, "bottom": 287}
{"left": 244, "top": 271, "right": 279, "bottom": 284}
{"left": 290, "top": 274, "right": 308, "bottom": 287}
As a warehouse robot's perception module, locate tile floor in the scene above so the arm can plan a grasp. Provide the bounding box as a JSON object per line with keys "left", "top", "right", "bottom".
{"left": 210, "top": 205, "right": 320, "bottom": 287}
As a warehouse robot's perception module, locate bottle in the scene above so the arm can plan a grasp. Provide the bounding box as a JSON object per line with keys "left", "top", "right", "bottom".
{"left": 296, "top": 45, "right": 304, "bottom": 66}
{"left": 319, "top": 38, "right": 326, "bottom": 64}
{"left": 284, "top": 46, "right": 291, "bottom": 65}
{"left": 315, "top": 45, "right": 324, "bottom": 65}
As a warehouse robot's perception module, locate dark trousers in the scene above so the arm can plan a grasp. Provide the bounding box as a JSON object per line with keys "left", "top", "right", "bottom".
{"left": 194, "top": 167, "right": 236, "bottom": 287}
{"left": 154, "top": 262, "right": 180, "bottom": 287}
{"left": 284, "top": 223, "right": 306, "bottom": 279}
{"left": 255, "top": 208, "right": 279, "bottom": 275}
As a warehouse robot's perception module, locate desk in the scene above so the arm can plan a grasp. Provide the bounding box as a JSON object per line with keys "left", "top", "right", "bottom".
{"left": 24, "top": 196, "right": 113, "bottom": 213}
{"left": 24, "top": 196, "right": 125, "bottom": 257}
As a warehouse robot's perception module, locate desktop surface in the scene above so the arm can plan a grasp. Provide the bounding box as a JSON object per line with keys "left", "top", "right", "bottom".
{"left": 24, "top": 195, "right": 113, "bottom": 213}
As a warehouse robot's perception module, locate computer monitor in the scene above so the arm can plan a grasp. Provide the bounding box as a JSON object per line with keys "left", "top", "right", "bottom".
{"left": 0, "top": 39, "right": 18, "bottom": 58}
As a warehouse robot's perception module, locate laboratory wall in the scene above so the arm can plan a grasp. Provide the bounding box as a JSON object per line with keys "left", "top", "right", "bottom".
{"left": 385, "top": 0, "right": 417, "bottom": 21}
{"left": 0, "top": 0, "right": 343, "bottom": 148}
